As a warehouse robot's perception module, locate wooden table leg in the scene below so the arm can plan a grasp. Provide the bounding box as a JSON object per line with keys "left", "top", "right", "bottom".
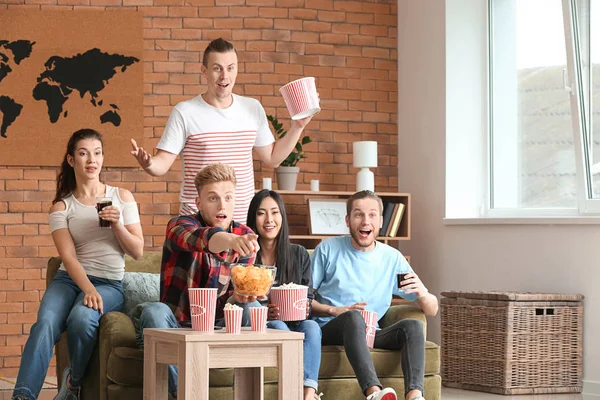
{"left": 234, "top": 367, "right": 264, "bottom": 400}
{"left": 144, "top": 336, "right": 168, "bottom": 400}
{"left": 279, "top": 341, "right": 302, "bottom": 400}
{"left": 178, "top": 341, "right": 209, "bottom": 400}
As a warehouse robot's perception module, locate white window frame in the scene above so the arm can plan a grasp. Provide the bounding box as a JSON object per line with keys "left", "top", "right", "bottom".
{"left": 483, "top": 0, "right": 600, "bottom": 218}
{"left": 565, "top": 0, "right": 600, "bottom": 213}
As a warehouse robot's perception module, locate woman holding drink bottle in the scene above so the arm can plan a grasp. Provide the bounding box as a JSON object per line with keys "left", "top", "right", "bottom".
{"left": 247, "top": 189, "right": 323, "bottom": 400}
{"left": 11, "top": 129, "right": 144, "bottom": 400}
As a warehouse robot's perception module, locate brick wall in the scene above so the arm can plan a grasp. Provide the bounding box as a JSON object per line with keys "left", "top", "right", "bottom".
{"left": 0, "top": 0, "right": 398, "bottom": 375}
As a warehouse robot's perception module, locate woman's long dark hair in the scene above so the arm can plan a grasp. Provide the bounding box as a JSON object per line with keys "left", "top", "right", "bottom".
{"left": 53, "top": 129, "right": 104, "bottom": 204}
{"left": 246, "top": 189, "right": 294, "bottom": 285}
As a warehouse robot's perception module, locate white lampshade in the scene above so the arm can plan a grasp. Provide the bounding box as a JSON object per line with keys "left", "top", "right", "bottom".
{"left": 353, "top": 141, "right": 378, "bottom": 168}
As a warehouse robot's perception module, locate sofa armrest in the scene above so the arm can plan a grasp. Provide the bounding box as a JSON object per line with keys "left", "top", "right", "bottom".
{"left": 98, "top": 311, "right": 137, "bottom": 400}
{"left": 380, "top": 305, "right": 427, "bottom": 338}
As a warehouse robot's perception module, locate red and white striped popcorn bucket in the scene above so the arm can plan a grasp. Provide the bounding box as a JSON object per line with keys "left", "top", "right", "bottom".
{"left": 360, "top": 310, "right": 378, "bottom": 349}
{"left": 269, "top": 286, "right": 308, "bottom": 321}
{"left": 224, "top": 308, "right": 243, "bottom": 334}
{"left": 188, "top": 288, "right": 217, "bottom": 332}
{"left": 250, "top": 306, "right": 268, "bottom": 332}
{"left": 279, "top": 77, "right": 320, "bottom": 120}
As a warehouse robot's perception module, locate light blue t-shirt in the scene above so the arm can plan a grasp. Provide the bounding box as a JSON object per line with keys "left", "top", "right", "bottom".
{"left": 311, "top": 236, "right": 419, "bottom": 327}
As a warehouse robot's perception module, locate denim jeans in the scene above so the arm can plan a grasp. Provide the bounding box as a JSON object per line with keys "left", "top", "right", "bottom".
{"left": 267, "top": 319, "right": 321, "bottom": 391}
{"left": 137, "top": 300, "right": 260, "bottom": 397}
{"left": 12, "top": 271, "right": 123, "bottom": 400}
{"left": 320, "top": 310, "right": 425, "bottom": 396}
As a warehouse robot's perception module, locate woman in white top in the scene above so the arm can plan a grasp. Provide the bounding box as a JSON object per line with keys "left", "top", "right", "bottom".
{"left": 11, "top": 129, "right": 144, "bottom": 400}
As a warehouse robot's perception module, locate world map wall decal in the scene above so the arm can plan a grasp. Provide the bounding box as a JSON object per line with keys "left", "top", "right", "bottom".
{"left": 0, "top": 10, "right": 143, "bottom": 167}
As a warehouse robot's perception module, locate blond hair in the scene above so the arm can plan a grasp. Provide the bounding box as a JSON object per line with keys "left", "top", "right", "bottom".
{"left": 194, "top": 163, "right": 237, "bottom": 193}
{"left": 346, "top": 190, "right": 383, "bottom": 216}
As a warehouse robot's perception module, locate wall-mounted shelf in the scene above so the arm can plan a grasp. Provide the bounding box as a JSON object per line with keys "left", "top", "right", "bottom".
{"left": 272, "top": 190, "right": 411, "bottom": 245}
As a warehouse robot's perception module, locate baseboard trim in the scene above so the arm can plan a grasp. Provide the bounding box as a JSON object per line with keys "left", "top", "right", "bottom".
{"left": 584, "top": 380, "right": 600, "bottom": 397}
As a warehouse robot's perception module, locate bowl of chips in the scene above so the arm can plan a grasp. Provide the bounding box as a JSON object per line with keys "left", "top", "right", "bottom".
{"left": 230, "top": 264, "right": 277, "bottom": 297}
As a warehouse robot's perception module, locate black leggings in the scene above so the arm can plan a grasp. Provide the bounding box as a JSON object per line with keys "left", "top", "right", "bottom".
{"left": 320, "top": 310, "right": 425, "bottom": 396}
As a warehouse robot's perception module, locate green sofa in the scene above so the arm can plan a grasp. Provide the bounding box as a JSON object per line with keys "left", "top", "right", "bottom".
{"left": 48, "top": 252, "right": 441, "bottom": 400}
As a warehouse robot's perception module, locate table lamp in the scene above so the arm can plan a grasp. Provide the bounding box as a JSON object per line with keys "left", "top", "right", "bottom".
{"left": 353, "top": 141, "right": 378, "bottom": 192}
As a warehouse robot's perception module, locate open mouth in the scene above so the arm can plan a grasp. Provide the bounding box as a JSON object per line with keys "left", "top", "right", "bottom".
{"left": 358, "top": 229, "right": 372, "bottom": 238}
{"left": 216, "top": 214, "right": 227, "bottom": 222}
{"left": 263, "top": 225, "right": 276, "bottom": 232}
{"left": 217, "top": 83, "right": 229, "bottom": 89}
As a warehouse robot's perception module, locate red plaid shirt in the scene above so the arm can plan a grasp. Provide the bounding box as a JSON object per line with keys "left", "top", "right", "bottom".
{"left": 160, "top": 214, "right": 256, "bottom": 323}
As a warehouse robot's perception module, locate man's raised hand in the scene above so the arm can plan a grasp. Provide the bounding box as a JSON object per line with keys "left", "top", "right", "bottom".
{"left": 130, "top": 138, "right": 152, "bottom": 169}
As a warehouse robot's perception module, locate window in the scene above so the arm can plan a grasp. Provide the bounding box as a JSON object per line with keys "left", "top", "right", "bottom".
{"left": 488, "top": 0, "right": 600, "bottom": 215}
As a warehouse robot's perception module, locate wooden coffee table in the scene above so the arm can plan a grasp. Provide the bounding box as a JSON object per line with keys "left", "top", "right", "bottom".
{"left": 143, "top": 327, "right": 304, "bottom": 400}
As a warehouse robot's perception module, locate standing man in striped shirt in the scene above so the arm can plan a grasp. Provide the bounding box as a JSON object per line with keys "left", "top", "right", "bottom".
{"left": 131, "top": 38, "right": 314, "bottom": 224}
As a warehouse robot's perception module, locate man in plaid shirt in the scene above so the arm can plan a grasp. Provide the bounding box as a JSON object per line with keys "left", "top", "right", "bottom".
{"left": 136, "top": 163, "right": 260, "bottom": 399}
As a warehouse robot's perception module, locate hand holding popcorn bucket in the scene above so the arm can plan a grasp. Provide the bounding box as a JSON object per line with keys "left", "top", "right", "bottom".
{"left": 279, "top": 77, "right": 320, "bottom": 120}
{"left": 188, "top": 288, "right": 217, "bottom": 332}
{"left": 360, "top": 310, "right": 378, "bottom": 349}
{"left": 269, "top": 284, "right": 309, "bottom": 321}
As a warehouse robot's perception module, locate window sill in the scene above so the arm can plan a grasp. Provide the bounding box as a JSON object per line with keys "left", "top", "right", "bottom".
{"left": 444, "top": 217, "right": 600, "bottom": 225}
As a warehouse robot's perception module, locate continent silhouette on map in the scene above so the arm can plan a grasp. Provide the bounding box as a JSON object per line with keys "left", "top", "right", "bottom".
{"left": 0, "top": 96, "right": 23, "bottom": 138}
{"left": 33, "top": 48, "right": 139, "bottom": 126}
{"left": 100, "top": 104, "right": 121, "bottom": 126}
{"left": 0, "top": 39, "right": 34, "bottom": 138}
{"left": 0, "top": 39, "right": 36, "bottom": 83}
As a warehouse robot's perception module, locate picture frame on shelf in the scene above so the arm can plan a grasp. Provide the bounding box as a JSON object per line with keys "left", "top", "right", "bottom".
{"left": 307, "top": 198, "right": 350, "bottom": 235}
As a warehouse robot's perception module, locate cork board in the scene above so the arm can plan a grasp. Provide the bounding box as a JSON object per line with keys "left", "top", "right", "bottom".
{"left": 0, "top": 10, "right": 143, "bottom": 166}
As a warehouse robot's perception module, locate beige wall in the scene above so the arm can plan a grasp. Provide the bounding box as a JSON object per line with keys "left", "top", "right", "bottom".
{"left": 397, "top": 0, "right": 600, "bottom": 394}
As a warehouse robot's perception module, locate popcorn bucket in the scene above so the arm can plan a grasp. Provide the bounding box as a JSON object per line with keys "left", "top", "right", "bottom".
{"left": 224, "top": 308, "right": 243, "bottom": 334}
{"left": 188, "top": 288, "right": 217, "bottom": 332}
{"left": 250, "top": 306, "right": 268, "bottom": 332}
{"left": 360, "top": 310, "right": 378, "bottom": 349}
{"left": 279, "top": 77, "right": 320, "bottom": 120}
{"left": 269, "top": 286, "right": 308, "bottom": 321}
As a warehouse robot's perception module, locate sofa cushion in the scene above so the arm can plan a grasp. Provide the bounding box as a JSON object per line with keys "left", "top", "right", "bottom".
{"left": 122, "top": 272, "right": 160, "bottom": 317}
{"left": 125, "top": 252, "right": 162, "bottom": 274}
{"left": 318, "top": 341, "right": 440, "bottom": 380}
{"left": 107, "top": 347, "right": 144, "bottom": 387}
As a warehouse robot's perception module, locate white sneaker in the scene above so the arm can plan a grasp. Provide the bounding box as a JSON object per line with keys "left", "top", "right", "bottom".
{"left": 366, "top": 387, "right": 397, "bottom": 400}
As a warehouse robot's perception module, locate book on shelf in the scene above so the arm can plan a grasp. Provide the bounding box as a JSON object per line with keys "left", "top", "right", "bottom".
{"left": 388, "top": 203, "right": 406, "bottom": 237}
{"left": 384, "top": 203, "right": 400, "bottom": 237}
{"left": 379, "top": 201, "right": 395, "bottom": 236}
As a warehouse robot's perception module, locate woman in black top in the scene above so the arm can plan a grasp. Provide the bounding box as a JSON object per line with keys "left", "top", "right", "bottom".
{"left": 247, "top": 189, "right": 322, "bottom": 400}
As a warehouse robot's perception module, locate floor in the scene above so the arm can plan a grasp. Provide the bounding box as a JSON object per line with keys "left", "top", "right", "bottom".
{"left": 441, "top": 388, "right": 585, "bottom": 400}
{"left": 0, "top": 376, "right": 57, "bottom": 400}
{"left": 0, "top": 382, "right": 591, "bottom": 400}
{"left": 0, "top": 384, "right": 590, "bottom": 399}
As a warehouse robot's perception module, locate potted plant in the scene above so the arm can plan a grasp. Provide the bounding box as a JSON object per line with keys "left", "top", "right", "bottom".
{"left": 267, "top": 114, "right": 312, "bottom": 191}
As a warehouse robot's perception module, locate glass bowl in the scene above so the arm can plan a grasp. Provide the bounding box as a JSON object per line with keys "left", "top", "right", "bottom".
{"left": 230, "top": 263, "right": 277, "bottom": 297}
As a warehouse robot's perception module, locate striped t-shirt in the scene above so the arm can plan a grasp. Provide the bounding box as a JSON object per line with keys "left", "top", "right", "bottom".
{"left": 157, "top": 94, "right": 275, "bottom": 224}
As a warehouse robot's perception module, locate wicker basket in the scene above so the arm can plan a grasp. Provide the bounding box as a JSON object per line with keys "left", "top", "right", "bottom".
{"left": 441, "top": 291, "right": 583, "bottom": 395}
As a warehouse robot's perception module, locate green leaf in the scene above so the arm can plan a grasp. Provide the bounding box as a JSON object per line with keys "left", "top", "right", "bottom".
{"left": 267, "top": 113, "right": 309, "bottom": 167}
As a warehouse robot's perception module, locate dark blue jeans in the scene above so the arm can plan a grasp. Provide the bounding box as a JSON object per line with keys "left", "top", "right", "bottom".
{"left": 267, "top": 319, "right": 322, "bottom": 390}
{"left": 12, "top": 271, "right": 123, "bottom": 400}
{"left": 320, "top": 310, "right": 425, "bottom": 396}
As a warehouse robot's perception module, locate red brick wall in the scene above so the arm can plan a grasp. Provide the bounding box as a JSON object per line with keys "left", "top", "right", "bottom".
{"left": 0, "top": 0, "right": 397, "bottom": 375}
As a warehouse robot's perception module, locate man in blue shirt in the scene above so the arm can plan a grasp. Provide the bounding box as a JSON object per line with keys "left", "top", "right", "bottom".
{"left": 311, "top": 190, "right": 438, "bottom": 400}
